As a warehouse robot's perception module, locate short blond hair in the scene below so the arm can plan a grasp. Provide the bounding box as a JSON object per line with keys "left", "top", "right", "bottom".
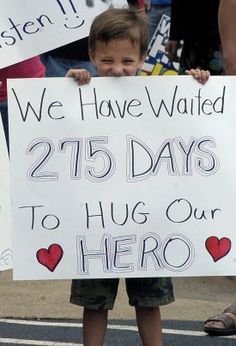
{"left": 89, "top": 8, "right": 149, "bottom": 58}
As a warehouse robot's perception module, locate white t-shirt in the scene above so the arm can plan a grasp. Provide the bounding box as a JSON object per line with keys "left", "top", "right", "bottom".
{"left": 107, "top": 0, "right": 128, "bottom": 8}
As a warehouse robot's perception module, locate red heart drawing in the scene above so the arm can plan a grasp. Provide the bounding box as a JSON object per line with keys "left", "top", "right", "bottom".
{"left": 36, "top": 244, "right": 63, "bottom": 272}
{"left": 205, "top": 236, "right": 231, "bottom": 262}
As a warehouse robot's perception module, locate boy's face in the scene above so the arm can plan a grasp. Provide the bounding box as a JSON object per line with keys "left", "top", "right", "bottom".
{"left": 89, "top": 38, "right": 146, "bottom": 77}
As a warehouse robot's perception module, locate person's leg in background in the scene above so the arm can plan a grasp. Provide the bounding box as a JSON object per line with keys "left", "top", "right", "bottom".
{"left": 179, "top": 39, "right": 224, "bottom": 76}
{"left": 148, "top": 4, "right": 171, "bottom": 43}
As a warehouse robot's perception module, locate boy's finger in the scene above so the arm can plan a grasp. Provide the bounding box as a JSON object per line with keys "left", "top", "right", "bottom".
{"left": 65, "top": 69, "right": 75, "bottom": 78}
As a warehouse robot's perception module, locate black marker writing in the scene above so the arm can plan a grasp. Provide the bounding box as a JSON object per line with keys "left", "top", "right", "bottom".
{"left": 76, "top": 233, "right": 195, "bottom": 274}
{"left": 145, "top": 85, "right": 226, "bottom": 117}
{"left": 19, "top": 205, "right": 61, "bottom": 230}
{"left": 0, "top": 16, "right": 53, "bottom": 48}
{"left": 166, "top": 198, "right": 222, "bottom": 223}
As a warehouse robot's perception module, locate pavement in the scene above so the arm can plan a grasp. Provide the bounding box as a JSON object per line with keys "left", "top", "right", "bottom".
{"left": 1, "top": 270, "right": 236, "bottom": 323}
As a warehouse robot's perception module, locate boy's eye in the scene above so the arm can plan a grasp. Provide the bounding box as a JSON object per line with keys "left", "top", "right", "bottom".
{"left": 101, "top": 59, "right": 112, "bottom": 63}
{"left": 123, "top": 59, "right": 135, "bottom": 64}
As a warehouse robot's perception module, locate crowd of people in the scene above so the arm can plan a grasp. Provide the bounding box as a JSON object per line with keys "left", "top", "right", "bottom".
{"left": 1, "top": 0, "right": 236, "bottom": 344}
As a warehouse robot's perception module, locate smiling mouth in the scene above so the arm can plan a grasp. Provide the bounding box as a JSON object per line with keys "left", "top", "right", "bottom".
{"left": 64, "top": 18, "right": 85, "bottom": 29}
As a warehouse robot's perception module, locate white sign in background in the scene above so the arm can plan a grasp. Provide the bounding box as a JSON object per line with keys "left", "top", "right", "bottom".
{"left": 0, "top": 0, "right": 110, "bottom": 68}
{"left": 7, "top": 76, "right": 236, "bottom": 280}
{"left": 0, "top": 118, "right": 12, "bottom": 271}
{"left": 142, "top": 14, "right": 181, "bottom": 76}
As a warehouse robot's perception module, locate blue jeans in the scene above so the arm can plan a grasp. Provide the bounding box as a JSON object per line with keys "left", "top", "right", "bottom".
{"left": 148, "top": 4, "right": 171, "bottom": 42}
{"left": 0, "top": 101, "right": 9, "bottom": 149}
{"left": 40, "top": 55, "right": 98, "bottom": 77}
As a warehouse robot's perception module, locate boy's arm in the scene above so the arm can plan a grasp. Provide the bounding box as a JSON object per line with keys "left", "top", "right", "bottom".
{"left": 185, "top": 69, "right": 210, "bottom": 85}
{"left": 65, "top": 69, "right": 91, "bottom": 84}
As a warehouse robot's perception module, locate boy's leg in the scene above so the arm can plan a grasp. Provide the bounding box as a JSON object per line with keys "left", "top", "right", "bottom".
{"left": 83, "top": 307, "right": 108, "bottom": 346}
{"left": 135, "top": 306, "right": 162, "bottom": 346}
{"left": 70, "top": 279, "right": 119, "bottom": 345}
{"left": 126, "top": 277, "right": 174, "bottom": 346}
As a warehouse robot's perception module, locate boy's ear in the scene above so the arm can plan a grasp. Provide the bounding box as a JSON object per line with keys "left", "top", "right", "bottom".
{"left": 139, "top": 54, "right": 146, "bottom": 67}
{"left": 89, "top": 49, "right": 96, "bottom": 66}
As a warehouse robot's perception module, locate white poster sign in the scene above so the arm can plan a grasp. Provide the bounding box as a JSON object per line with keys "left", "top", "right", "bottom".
{"left": 8, "top": 76, "right": 236, "bottom": 280}
{"left": 0, "top": 119, "right": 12, "bottom": 271}
{"left": 0, "top": 0, "right": 111, "bottom": 68}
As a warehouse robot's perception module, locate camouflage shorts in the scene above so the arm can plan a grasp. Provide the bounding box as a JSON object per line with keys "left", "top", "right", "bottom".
{"left": 70, "top": 277, "right": 174, "bottom": 310}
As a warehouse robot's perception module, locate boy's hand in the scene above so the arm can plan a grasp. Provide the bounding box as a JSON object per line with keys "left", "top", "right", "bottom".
{"left": 65, "top": 69, "right": 91, "bottom": 85}
{"left": 0, "top": 81, "right": 2, "bottom": 87}
{"left": 185, "top": 68, "right": 210, "bottom": 84}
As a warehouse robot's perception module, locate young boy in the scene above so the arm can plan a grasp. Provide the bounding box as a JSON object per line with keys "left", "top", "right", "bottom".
{"left": 66, "top": 8, "right": 209, "bottom": 346}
